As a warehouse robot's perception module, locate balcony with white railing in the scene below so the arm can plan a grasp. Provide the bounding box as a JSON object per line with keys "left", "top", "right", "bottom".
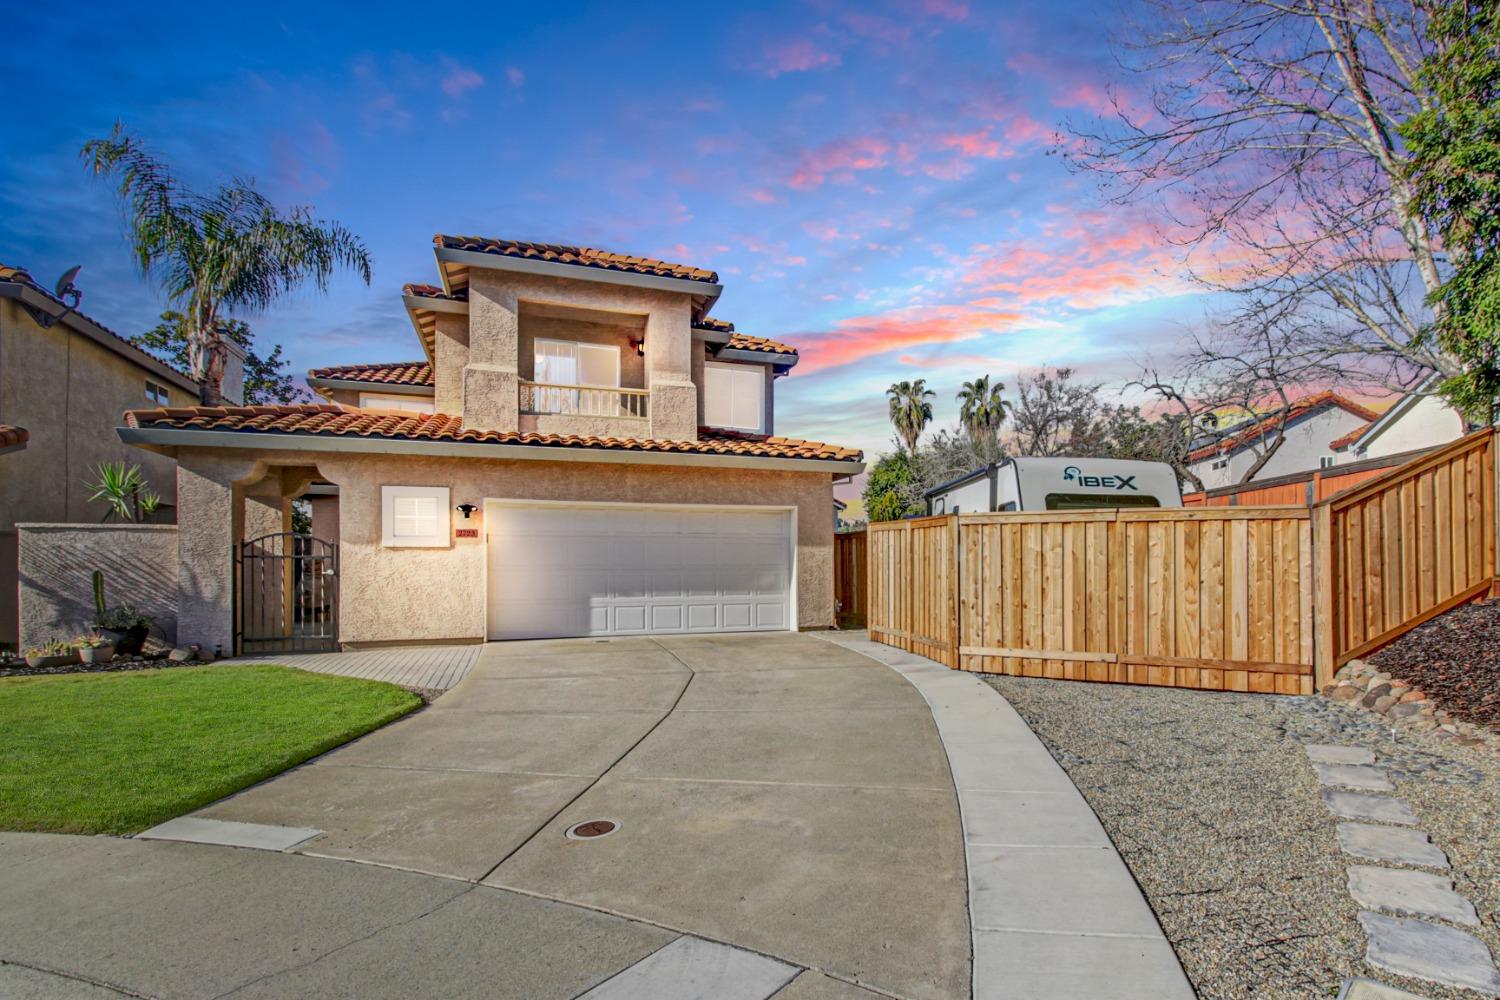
{"left": 520, "top": 381, "right": 650, "bottom": 419}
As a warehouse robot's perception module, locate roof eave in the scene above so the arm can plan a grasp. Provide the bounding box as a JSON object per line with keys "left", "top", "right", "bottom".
{"left": 434, "top": 246, "right": 724, "bottom": 302}
{"left": 305, "top": 376, "right": 436, "bottom": 397}
{"left": 713, "top": 347, "right": 799, "bottom": 370}
{"left": 118, "top": 425, "right": 864, "bottom": 475}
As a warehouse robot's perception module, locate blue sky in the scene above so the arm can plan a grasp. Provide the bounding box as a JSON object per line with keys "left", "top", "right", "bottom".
{"left": 2, "top": 0, "right": 1213, "bottom": 463}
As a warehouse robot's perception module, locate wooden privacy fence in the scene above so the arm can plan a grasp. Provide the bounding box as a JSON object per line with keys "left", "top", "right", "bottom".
{"left": 1315, "top": 430, "right": 1495, "bottom": 683}
{"left": 868, "top": 430, "right": 1497, "bottom": 695}
{"left": 833, "top": 529, "right": 868, "bottom": 628}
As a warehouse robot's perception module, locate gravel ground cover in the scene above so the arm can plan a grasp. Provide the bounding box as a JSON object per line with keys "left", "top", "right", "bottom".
{"left": 1368, "top": 599, "right": 1500, "bottom": 733}
{"left": 982, "top": 675, "right": 1500, "bottom": 1000}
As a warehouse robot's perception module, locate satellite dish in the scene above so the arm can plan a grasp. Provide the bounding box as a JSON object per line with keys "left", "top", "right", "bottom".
{"left": 54, "top": 266, "right": 82, "bottom": 311}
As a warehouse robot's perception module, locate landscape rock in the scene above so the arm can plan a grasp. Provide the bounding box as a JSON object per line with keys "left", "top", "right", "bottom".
{"left": 1332, "top": 686, "right": 1362, "bottom": 702}
{"left": 1371, "top": 695, "right": 1397, "bottom": 714}
{"left": 168, "top": 646, "right": 200, "bottom": 663}
{"left": 1398, "top": 690, "right": 1425, "bottom": 703}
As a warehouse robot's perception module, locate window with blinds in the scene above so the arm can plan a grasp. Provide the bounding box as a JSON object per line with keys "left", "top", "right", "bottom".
{"left": 704, "top": 362, "right": 765, "bottom": 432}
{"left": 381, "top": 486, "right": 450, "bottom": 547}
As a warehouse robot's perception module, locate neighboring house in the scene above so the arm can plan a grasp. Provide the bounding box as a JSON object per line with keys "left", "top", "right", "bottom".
{"left": 1185, "top": 392, "right": 1379, "bottom": 490}
{"left": 0, "top": 263, "right": 225, "bottom": 650}
{"left": 119, "top": 236, "right": 864, "bottom": 653}
{"left": 1329, "top": 375, "right": 1467, "bottom": 462}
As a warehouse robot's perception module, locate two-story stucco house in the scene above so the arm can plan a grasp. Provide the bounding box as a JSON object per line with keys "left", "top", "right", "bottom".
{"left": 0, "top": 263, "right": 214, "bottom": 650}
{"left": 119, "top": 237, "right": 864, "bottom": 654}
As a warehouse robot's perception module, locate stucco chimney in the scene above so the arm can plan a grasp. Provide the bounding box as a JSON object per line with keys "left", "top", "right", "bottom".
{"left": 219, "top": 338, "right": 248, "bottom": 405}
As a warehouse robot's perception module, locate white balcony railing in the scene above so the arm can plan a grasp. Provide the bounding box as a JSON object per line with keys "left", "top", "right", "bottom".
{"left": 520, "top": 381, "right": 649, "bottom": 419}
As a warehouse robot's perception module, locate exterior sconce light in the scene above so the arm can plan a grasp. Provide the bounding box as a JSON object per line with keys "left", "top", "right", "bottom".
{"left": 455, "top": 503, "right": 478, "bottom": 519}
{"left": 630, "top": 337, "right": 645, "bottom": 357}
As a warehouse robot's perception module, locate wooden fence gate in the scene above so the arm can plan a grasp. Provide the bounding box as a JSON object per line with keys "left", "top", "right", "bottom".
{"left": 867, "top": 430, "right": 1497, "bottom": 695}
{"left": 834, "top": 529, "right": 868, "bottom": 628}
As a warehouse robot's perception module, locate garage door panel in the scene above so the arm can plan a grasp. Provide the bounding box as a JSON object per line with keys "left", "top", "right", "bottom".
{"left": 488, "top": 503, "right": 793, "bottom": 640}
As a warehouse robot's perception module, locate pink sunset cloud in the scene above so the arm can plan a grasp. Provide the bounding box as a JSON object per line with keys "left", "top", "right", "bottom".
{"left": 440, "top": 61, "right": 485, "bottom": 97}
{"left": 788, "top": 134, "right": 892, "bottom": 189}
{"left": 790, "top": 303, "right": 1024, "bottom": 374}
{"left": 761, "top": 38, "right": 841, "bottom": 78}
{"left": 923, "top": 0, "right": 969, "bottom": 20}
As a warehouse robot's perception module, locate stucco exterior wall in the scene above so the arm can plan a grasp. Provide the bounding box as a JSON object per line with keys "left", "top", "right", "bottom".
{"left": 16, "top": 523, "right": 178, "bottom": 649}
{"left": 461, "top": 269, "right": 697, "bottom": 441}
{"left": 1359, "top": 395, "right": 1466, "bottom": 458}
{"left": 0, "top": 300, "right": 182, "bottom": 527}
{"left": 0, "top": 297, "right": 186, "bottom": 646}
{"left": 307, "top": 452, "right": 836, "bottom": 645}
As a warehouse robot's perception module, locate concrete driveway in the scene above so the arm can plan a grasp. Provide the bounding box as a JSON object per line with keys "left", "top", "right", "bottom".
{"left": 1, "top": 633, "right": 970, "bottom": 999}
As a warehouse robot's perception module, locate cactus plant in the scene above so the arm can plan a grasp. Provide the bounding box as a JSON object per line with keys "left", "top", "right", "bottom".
{"left": 92, "top": 570, "right": 107, "bottom": 619}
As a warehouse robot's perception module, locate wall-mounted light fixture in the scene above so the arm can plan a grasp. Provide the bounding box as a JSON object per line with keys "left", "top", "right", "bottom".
{"left": 630, "top": 337, "right": 645, "bottom": 357}
{"left": 455, "top": 503, "right": 478, "bottom": 519}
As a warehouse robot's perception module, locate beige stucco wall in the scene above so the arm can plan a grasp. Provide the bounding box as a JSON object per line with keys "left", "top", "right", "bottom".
{"left": 0, "top": 298, "right": 186, "bottom": 646}
{"left": 301, "top": 452, "right": 836, "bottom": 645}
{"left": 462, "top": 270, "right": 698, "bottom": 441}
{"left": 1360, "top": 395, "right": 1466, "bottom": 458}
{"left": 16, "top": 523, "right": 178, "bottom": 649}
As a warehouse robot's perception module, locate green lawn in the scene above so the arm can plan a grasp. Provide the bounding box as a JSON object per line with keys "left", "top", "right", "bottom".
{"left": 0, "top": 664, "right": 420, "bottom": 835}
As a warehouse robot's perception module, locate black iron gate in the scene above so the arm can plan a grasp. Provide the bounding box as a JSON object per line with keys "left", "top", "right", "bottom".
{"left": 235, "top": 532, "right": 338, "bottom": 654}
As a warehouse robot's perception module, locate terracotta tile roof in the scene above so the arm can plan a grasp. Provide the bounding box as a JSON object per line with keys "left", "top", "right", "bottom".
{"left": 693, "top": 316, "right": 736, "bottom": 333}
{"left": 435, "top": 235, "right": 719, "bottom": 284}
{"left": 307, "top": 362, "right": 434, "bottom": 387}
{"left": 0, "top": 424, "right": 28, "bottom": 451}
{"left": 1188, "top": 392, "right": 1380, "bottom": 463}
{"left": 1329, "top": 421, "right": 1375, "bottom": 451}
{"left": 403, "top": 283, "right": 467, "bottom": 302}
{"left": 727, "top": 333, "right": 797, "bottom": 356}
{"left": 124, "top": 404, "right": 861, "bottom": 463}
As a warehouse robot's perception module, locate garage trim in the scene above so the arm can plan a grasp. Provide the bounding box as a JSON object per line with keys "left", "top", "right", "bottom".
{"left": 482, "top": 497, "right": 799, "bottom": 640}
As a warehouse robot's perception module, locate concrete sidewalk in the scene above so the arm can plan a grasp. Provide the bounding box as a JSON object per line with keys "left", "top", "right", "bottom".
{"left": 820, "top": 631, "right": 1195, "bottom": 1000}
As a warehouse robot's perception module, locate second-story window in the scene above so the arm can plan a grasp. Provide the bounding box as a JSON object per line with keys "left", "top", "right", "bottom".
{"left": 145, "top": 379, "right": 170, "bottom": 406}
{"left": 705, "top": 361, "right": 765, "bottom": 433}
{"left": 535, "top": 339, "right": 619, "bottom": 388}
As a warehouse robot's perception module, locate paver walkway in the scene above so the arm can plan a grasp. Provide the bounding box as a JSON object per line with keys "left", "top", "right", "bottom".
{"left": 226, "top": 643, "right": 482, "bottom": 691}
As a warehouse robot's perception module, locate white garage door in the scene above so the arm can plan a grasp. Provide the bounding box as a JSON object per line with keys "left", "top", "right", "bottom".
{"left": 486, "top": 503, "right": 793, "bottom": 640}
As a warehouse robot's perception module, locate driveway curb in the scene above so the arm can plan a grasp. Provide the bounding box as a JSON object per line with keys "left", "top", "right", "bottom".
{"left": 817, "top": 631, "right": 1196, "bottom": 1000}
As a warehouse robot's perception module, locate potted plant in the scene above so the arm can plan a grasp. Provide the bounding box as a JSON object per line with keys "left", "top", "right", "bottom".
{"left": 25, "top": 639, "right": 79, "bottom": 669}
{"left": 94, "top": 604, "right": 151, "bottom": 655}
{"left": 89, "top": 571, "right": 151, "bottom": 655}
{"left": 75, "top": 634, "right": 115, "bottom": 664}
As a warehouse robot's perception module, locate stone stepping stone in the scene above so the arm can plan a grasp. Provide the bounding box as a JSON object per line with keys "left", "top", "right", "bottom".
{"left": 1337, "top": 824, "right": 1448, "bottom": 869}
{"left": 1314, "top": 763, "right": 1394, "bottom": 792}
{"left": 1308, "top": 744, "right": 1376, "bottom": 766}
{"left": 1323, "top": 791, "right": 1418, "bottom": 826}
{"left": 1348, "top": 866, "right": 1478, "bottom": 925}
{"left": 1359, "top": 912, "right": 1500, "bottom": 994}
{"left": 1337, "top": 977, "right": 1434, "bottom": 999}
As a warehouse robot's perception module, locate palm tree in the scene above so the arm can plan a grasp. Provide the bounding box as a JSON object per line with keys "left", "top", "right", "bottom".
{"left": 886, "top": 379, "right": 935, "bottom": 453}
{"left": 82, "top": 124, "right": 372, "bottom": 404}
{"left": 956, "top": 375, "right": 1013, "bottom": 461}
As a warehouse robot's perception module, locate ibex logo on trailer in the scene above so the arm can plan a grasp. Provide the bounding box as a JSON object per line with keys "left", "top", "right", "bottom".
{"left": 1063, "top": 466, "right": 1138, "bottom": 491}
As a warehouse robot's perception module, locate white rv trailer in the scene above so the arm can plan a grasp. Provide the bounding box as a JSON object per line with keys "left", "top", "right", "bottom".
{"left": 924, "top": 457, "right": 1183, "bottom": 514}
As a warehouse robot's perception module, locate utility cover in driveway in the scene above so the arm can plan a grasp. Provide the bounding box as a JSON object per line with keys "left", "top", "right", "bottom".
{"left": 486, "top": 503, "right": 792, "bottom": 639}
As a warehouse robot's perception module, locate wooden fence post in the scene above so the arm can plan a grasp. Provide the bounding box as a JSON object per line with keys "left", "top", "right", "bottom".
{"left": 1312, "top": 501, "right": 1336, "bottom": 691}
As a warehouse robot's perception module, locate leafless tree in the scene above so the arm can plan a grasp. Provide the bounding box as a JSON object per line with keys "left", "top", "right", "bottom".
{"left": 1068, "top": 0, "right": 1455, "bottom": 390}
{"left": 1132, "top": 301, "right": 1339, "bottom": 486}
{"left": 1008, "top": 369, "right": 1117, "bottom": 457}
